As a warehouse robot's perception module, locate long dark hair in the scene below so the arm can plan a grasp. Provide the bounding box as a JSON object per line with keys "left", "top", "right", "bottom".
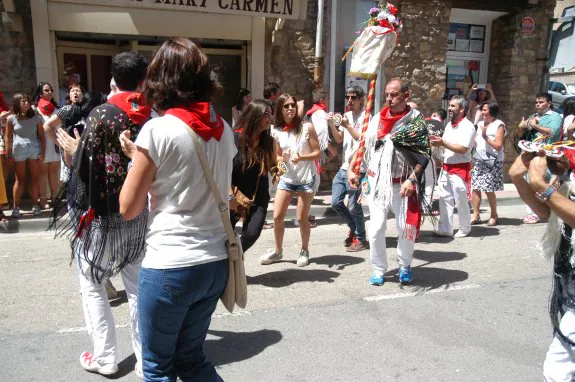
{"left": 235, "top": 88, "right": 251, "bottom": 112}
{"left": 31, "top": 82, "right": 59, "bottom": 108}
{"left": 143, "top": 37, "right": 217, "bottom": 111}
{"left": 274, "top": 93, "right": 302, "bottom": 136}
{"left": 12, "top": 93, "right": 35, "bottom": 119}
{"left": 235, "top": 99, "right": 274, "bottom": 175}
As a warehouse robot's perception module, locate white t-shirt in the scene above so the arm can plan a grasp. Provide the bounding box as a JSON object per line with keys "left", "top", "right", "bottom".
{"left": 135, "top": 114, "right": 237, "bottom": 269}
{"left": 274, "top": 123, "right": 316, "bottom": 185}
{"left": 310, "top": 109, "right": 329, "bottom": 149}
{"left": 442, "top": 117, "right": 476, "bottom": 164}
{"left": 473, "top": 119, "right": 506, "bottom": 162}
{"left": 339, "top": 110, "right": 370, "bottom": 171}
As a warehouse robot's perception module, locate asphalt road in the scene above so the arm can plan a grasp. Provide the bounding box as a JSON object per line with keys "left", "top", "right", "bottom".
{"left": 0, "top": 203, "right": 555, "bottom": 381}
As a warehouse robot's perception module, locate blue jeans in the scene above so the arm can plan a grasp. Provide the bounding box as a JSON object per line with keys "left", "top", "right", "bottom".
{"left": 138, "top": 260, "right": 228, "bottom": 382}
{"left": 331, "top": 168, "right": 366, "bottom": 241}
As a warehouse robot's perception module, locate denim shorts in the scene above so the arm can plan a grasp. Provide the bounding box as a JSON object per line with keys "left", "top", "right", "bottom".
{"left": 13, "top": 141, "right": 41, "bottom": 162}
{"left": 278, "top": 176, "right": 316, "bottom": 193}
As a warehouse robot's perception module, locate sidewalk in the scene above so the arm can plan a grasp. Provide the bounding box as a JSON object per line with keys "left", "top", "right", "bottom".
{"left": 0, "top": 183, "right": 523, "bottom": 234}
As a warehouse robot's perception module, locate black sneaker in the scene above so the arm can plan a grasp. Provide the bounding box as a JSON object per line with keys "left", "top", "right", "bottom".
{"left": 346, "top": 238, "right": 369, "bottom": 252}
{"left": 344, "top": 230, "right": 355, "bottom": 247}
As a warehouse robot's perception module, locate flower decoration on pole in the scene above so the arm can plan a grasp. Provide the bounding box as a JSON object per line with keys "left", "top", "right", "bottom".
{"left": 342, "top": 2, "right": 402, "bottom": 176}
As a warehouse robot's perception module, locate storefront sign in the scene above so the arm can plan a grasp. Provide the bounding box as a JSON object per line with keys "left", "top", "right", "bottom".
{"left": 52, "top": 0, "right": 305, "bottom": 19}
{"left": 521, "top": 16, "right": 535, "bottom": 35}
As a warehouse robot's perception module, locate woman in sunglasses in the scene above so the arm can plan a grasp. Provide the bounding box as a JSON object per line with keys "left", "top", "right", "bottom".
{"left": 230, "top": 100, "right": 277, "bottom": 251}
{"left": 260, "top": 94, "right": 321, "bottom": 267}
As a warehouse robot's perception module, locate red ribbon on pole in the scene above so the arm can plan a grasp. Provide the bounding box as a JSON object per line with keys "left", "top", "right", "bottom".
{"left": 353, "top": 77, "right": 377, "bottom": 175}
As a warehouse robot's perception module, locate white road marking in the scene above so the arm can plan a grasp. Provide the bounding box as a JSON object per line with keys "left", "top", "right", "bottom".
{"left": 362, "top": 283, "right": 481, "bottom": 302}
{"left": 58, "top": 323, "right": 128, "bottom": 334}
{"left": 56, "top": 284, "right": 481, "bottom": 333}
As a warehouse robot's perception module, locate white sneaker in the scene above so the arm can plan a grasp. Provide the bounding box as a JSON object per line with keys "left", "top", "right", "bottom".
{"left": 296, "top": 249, "right": 310, "bottom": 267}
{"left": 79, "top": 351, "right": 118, "bottom": 376}
{"left": 293, "top": 218, "right": 299, "bottom": 227}
{"left": 260, "top": 249, "right": 283, "bottom": 265}
{"left": 454, "top": 230, "right": 469, "bottom": 238}
{"left": 433, "top": 229, "right": 453, "bottom": 237}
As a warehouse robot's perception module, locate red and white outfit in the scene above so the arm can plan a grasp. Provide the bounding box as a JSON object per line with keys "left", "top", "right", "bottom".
{"left": 364, "top": 106, "right": 421, "bottom": 274}
{"left": 437, "top": 117, "right": 475, "bottom": 235}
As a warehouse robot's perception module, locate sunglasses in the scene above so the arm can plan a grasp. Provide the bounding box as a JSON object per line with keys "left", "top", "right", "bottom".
{"left": 263, "top": 111, "right": 273, "bottom": 119}
{"left": 346, "top": 95, "right": 358, "bottom": 100}
{"left": 283, "top": 102, "right": 296, "bottom": 110}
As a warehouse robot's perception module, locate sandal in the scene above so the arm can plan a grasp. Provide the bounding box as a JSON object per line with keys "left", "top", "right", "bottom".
{"left": 486, "top": 218, "right": 498, "bottom": 226}
{"left": 470, "top": 217, "right": 482, "bottom": 225}
{"left": 522, "top": 214, "right": 540, "bottom": 224}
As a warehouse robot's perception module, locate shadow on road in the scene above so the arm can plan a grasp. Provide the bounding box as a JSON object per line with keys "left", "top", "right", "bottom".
{"left": 413, "top": 250, "right": 466, "bottom": 264}
{"left": 466, "top": 226, "right": 500, "bottom": 238}
{"left": 111, "top": 353, "right": 137, "bottom": 379}
{"left": 206, "top": 329, "right": 282, "bottom": 367}
{"left": 311, "top": 254, "right": 365, "bottom": 270}
{"left": 247, "top": 269, "right": 340, "bottom": 287}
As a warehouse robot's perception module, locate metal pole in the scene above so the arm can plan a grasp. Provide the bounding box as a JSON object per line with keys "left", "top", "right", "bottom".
{"left": 314, "top": 0, "right": 325, "bottom": 84}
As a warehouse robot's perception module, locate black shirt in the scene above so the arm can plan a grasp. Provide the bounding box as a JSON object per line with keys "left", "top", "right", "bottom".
{"left": 231, "top": 132, "right": 270, "bottom": 203}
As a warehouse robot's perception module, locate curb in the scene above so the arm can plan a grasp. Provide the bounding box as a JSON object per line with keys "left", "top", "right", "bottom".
{"left": 1, "top": 195, "right": 525, "bottom": 235}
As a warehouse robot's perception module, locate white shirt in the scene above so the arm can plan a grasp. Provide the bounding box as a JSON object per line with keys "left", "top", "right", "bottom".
{"left": 310, "top": 109, "right": 329, "bottom": 150}
{"left": 473, "top": 119, "right": 506, "bottom": 162}
{"left": 365, "top": 107, "right": 421, "bottom": 178}
{"left": 563, "top": 114, "right": 574, "bottom": 139}
{"left": 442, "top": 117, "right": 475, "bottom": 164}
{"left": 339, "top": 110, "right": 370, "bottom": 171}
{"left": 274, "top": 123, "right": 316, "bottom": 185}
{"left": 135, "top": 114, "right": 237, "bottom": 269}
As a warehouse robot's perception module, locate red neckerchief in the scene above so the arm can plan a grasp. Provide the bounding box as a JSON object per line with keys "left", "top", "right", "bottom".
{"left": 378, "top": 106, "right": 409, "bottom": 139}
{"left": 305, "top": 102, "right": 327, "bottom": 117}
{"left": 451, "top": 115, "right": 465, "bottom": 128}
{"left": 38, "top": 98, "right": 55, "bottom": 116}
{"left": 391, "top": 177, "right": 422, "bottom": 241}
{"left": 107, "top": 92, "right": 151, "bottom": 126}
{"left": 165, "top": 102, "right": 224, "bottom": 142}
{"left": 282, "top": 122, "right": 296, "bottom": 132}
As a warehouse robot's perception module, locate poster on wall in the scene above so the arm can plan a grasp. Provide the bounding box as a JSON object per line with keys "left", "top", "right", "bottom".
{"left": 469, "top": 26, "right": 485, "bottom": 39}
{"left": 469, "top": 40, "right": 484, "bottom": 53}
{"left": 447, "top": 33, "right": 456, "bottom": 50}
{"left": 455, "top": 39, "right": 470, "bottom": 52}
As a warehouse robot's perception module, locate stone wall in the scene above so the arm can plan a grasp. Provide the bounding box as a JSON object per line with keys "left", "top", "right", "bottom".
{"left": 488, "top": 0, "right": 557, "bottom": 179}
{"left": 384, "top": 0, "right": 451, "bottom": 117}
{"left": 0, "top": 0, "right": 36, "bottom": 99}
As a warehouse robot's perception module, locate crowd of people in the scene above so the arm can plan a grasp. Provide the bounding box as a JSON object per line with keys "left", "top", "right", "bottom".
{"left": 1, "top": 36, "right": 575, "bottom": 380}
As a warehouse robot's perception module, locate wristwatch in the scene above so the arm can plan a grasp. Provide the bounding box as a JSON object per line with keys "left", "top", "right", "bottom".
{"left": 408, "top": 175, "right": 417, "bottom": 186}
{"left": 535, "top": 185, "right": 557, "bottom": 202}
{"left": 228, "top": 194, "right": 236, "bottom": 201}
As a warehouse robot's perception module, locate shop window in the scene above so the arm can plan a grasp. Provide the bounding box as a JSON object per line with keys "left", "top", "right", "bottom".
{"left": 447, "top": 23, "right": 485, "bottom": 53}
{"left": 445, "top": 59, "right": 480, "bottom": 100}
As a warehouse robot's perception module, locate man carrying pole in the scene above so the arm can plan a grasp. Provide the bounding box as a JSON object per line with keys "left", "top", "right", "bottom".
{"left": 348, "top": 78, "right": 431, "bottom": 286}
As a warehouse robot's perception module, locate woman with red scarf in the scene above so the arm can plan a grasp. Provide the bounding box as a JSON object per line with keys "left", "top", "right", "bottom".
{"left": 119, "top": 38, "right": 234, "bottom": 381}
{"left": 260, "top": 93, "right": 321, "bottom": 267}
{"left": 32, "top": 82, "right": 61, "bottom": 209}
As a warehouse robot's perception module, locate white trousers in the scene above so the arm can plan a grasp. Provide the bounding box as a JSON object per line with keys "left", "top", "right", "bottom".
{"left": 544, "top": 309, "right": 575, "bottom": 381}
{"left": 77, "top": 253, "right": 142, "bottom": 368}
{"left": 368, "top": 183, "right": 414, "bottom": 273}
{"left": 424, "top": 160, "right": 437, "bottom": 207}
{"left": 438, "top": 170, "right": 471, "bottom": 235}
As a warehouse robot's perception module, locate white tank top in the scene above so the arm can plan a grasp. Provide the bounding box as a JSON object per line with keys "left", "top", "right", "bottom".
{"left": 275, "top": 123, "right": 316, "bottom": 185}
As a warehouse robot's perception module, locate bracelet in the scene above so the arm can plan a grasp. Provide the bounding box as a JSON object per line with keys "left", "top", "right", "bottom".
{"left": 228, "top": 194, "right": 236, "bottom": 201}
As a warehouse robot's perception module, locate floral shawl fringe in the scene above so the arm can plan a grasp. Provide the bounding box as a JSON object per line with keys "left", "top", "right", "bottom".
{"left": 50, "top": 102, "right": 149, "bottom": 283}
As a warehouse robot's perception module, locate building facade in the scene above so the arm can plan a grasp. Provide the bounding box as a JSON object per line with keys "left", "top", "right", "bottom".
{"left": 0, "top": 0, "right": 559, "bottom": 187}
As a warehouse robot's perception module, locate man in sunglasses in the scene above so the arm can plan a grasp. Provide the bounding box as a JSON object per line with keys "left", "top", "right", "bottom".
{"left": 329, "top": 86, "right": 370, "bottom": 252}
{"left": 348, "top": 78, "right": 430, "bottom": 286}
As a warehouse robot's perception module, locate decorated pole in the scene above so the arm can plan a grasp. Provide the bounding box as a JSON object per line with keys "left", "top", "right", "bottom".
{"left": 343, "top": 1, "right": 402, "bottom": 176}
{"left": 353, "top": 77, "right": 377, "bottom": 175}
